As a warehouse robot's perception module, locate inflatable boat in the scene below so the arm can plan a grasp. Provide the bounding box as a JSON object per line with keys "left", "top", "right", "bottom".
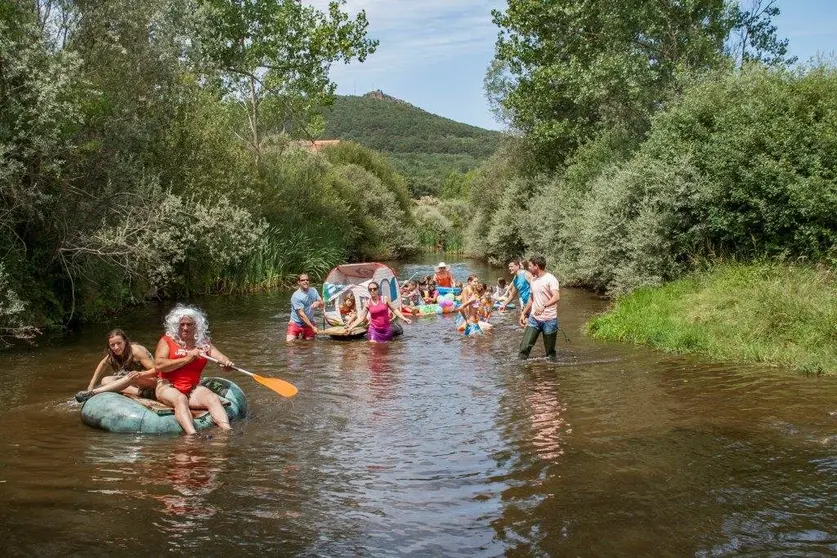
{"left": 80, "top": 377, "right": 247, "bottom": 434}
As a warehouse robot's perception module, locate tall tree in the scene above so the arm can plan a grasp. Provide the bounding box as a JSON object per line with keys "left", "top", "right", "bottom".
{"left": 193, "top": 0, "right": 378, "bottom": 164}
{"left": 489, "top": 0, "right": 790, "bottom": 169}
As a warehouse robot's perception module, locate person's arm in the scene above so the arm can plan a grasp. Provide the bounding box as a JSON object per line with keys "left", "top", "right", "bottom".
{"left": 296, "top": 307, "right": 318, "bottom": 332}
{"left": 86, "top": 356, "right": 111, "bottom": 390}
{"left": 132, "top": 344, "right": 158, "bottom": 380}
{"left": 154, "top": 338, "right": 200, "bottom": 374}
{"left": 207, "top": 344, "right": 233, "bottom": 369}
{"left": 312, "top": 289, "right": 324, "bottom": 309}
{"left": 519, "top": 297, "right": 533, "bottom": 327}
{"left": 500, "top": 282, "right": 518, "bottom": 310}
{"left": 387, "top": 301, "right": 412, "bottom": 324}
{"left": 345, "top": 305, "right": 369, "bottom": 330}
{"left": 458, "top": 296, "right": 477, "bottom": 317}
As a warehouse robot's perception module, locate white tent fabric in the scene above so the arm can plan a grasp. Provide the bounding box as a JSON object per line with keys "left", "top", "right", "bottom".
{"left": 322, "top": 262, "right": 401, "bottom": 326}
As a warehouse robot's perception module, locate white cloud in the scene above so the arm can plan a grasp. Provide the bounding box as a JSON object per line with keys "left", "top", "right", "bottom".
{"left": 307, "top": 0, "right": 505, "bottom": 71}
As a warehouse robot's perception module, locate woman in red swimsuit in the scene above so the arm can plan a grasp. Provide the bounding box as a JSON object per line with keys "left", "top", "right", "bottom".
{"left": 154, "top": 304, "right": 235, "bottom": 435}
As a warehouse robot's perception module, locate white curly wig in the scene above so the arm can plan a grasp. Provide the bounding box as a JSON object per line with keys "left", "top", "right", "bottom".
{"left": 164, "top": 304, "right": 211, "bottom": 348}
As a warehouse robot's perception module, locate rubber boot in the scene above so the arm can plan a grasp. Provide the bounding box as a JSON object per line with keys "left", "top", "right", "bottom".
{"left": 543, "top": 332, "right": 558, "bottom": 362}
{"left": 518, "top": 326, "right": 541, "bottom": 360}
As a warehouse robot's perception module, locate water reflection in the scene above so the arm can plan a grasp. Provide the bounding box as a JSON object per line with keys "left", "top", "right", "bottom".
{"left": 151, "top": 437, "right": 224, "bottom": 525}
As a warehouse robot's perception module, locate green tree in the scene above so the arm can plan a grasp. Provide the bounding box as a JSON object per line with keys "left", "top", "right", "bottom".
{"left": 489, "top": 0, "right": 790, "bottom": 169}
{"left": 193, "top": 0, "right": 378, "bottom": 163}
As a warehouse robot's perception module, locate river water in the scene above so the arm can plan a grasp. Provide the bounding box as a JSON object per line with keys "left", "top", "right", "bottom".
{"left": 2, "top": 257, "right": 837, "bottom": 556}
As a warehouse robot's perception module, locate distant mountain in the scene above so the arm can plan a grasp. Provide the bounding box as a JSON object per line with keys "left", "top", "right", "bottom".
{"left": 321, "top": 91, "right": 504, "bottom": 197}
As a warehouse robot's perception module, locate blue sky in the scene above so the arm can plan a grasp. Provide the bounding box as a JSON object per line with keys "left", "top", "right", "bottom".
{"left": 310, "top": 1, "right": 837, "bottom": 131}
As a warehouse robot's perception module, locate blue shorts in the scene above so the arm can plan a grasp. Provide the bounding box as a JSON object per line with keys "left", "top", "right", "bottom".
{"left": 526, "top": 316, "right": 558, "bottom": 334}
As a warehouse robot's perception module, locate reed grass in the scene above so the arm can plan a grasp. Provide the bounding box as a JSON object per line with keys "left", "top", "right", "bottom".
{"left": 586, "top": 262, "right": 837, "bottom": 375}
{"left": 215, "top": 223, "right": 345, "bottom": 293}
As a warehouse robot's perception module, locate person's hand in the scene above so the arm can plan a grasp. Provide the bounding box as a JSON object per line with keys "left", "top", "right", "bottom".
{"left": 313, "top": 300, "right": 324, "bottom": 309}
{"left": 186, "top": 347, "right": 202, "bottom": 360}
{"left": 219, "top": 358, "right": 233, "bottom": 370}
{"left": 404, "top": 318, "right": 412, "bottom": 325}
{"left": 312, "top": 326, "right": 319, "bottom": 335}
{"left": 519, "top": 313, "right": 527, "bottom": 327}
{"left": 534, "top": 306, "right": 543, "bottom": 317}
{"left": 126, "top": 371, "right": 141, "bottom": 381}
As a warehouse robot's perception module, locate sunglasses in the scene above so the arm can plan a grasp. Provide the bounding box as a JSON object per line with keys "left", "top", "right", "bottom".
{"left": 368, "top": 287, "right": 378, "bottom": 292}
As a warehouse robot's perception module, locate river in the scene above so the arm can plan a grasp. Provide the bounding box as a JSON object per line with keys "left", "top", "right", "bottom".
{"left": 2, "top": 257, "right": 837, "bottom": 556}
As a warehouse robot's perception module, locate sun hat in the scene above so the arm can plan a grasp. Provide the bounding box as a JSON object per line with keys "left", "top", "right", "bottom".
{"left": 437, "top": 262, "right": 447, "bottom": 269}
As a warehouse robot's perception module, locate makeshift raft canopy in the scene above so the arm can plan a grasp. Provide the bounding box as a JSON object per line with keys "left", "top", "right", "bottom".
{"left": 322, "top": 263, "right": 403, "bottom": 331}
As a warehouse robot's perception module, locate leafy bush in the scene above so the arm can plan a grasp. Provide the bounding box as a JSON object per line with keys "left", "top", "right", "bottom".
{"left": 0, "top": 263, "right": 38, "bottom": 346}
{"left": 321, "top": 141, "right": 413, "bottom": 221}
{"left": 412, "top": 197, "right": 470, "bottom": 252}
{"left": 329, "top": 164, "right": 417, "bottom": 259}
{"left": 523, "top": 64, "right": 837, "bottom": 295}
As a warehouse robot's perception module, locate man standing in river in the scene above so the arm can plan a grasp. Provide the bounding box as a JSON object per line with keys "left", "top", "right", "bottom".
{"left": 518, "top": 256, "right": 560, "bottom": 361}
{"left": 286, "top": 273, "right": 323, "bottom": 341}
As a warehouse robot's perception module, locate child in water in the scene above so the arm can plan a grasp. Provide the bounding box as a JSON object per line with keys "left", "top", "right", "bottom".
{"left": 457, "top": 282, "right": 493, "bottom": 336}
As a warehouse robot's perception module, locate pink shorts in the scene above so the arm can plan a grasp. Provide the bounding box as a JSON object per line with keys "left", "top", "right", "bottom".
{"left": 287, "top": 322, "right": 316, "bottom": 339}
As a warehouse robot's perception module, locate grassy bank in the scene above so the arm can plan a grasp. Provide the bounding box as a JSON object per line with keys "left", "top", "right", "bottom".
{"left": 586, "top": 263, "right": 837, "bottom": 375}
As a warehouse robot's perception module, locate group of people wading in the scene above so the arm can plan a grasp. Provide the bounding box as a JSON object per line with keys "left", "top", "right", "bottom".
{"left": 76, "top": 256, "right": 560, "bottom": 435}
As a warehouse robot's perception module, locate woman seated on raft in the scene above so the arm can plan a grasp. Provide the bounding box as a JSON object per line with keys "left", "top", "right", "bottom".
{"left": 345, "top": 281, "right": 412, "bottom": 342}
{"left": 154, "top": 304, "right": 235, "bottom": 435}
{"left": 75, "top": 329, "right": 158, "bottom": 403}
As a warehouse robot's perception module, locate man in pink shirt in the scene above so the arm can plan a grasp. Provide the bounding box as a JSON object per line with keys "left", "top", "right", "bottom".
{"left": 518, "top": 255, "right": 560, "bottom": 361}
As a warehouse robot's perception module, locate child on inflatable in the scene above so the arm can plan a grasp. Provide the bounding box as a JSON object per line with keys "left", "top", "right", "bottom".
{"left": 403, "top": 280, "right": 421, "bottom": 306}
{"left": 421, "top": 279, "right": 439, "bottom": 304}
{"left": 457, "top": 282, "right": 493, "bottom": 336}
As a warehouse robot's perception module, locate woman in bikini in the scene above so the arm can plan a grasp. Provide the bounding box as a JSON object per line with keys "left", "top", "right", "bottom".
{"left": 154, "top": 304, "right": 235, "bottom": 435}
{"left": 75, "top": 329, "right": 157, "bottom": 402}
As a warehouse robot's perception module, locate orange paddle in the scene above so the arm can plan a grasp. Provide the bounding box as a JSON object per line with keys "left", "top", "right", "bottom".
{"left": 204, "top": 355, "right": 298, "bottom": 398}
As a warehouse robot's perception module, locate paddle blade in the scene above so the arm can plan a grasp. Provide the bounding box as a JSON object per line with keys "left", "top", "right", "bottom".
{"left": 252, "top": 373, "right": 298, "bottom": 398}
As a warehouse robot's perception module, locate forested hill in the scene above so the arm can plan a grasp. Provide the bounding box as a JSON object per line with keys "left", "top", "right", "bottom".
{"left": 322, "top": 91, "right": 503, "bottom": 197}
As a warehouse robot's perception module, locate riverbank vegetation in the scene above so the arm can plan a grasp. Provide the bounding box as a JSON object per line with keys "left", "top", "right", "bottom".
{"left": 587, "top": 263, "right": 837, "bottom": 374}
{"left": 446, "top": 0, "right": 837, "bottom": 371}
{"left": 0, "top": 0, "right": 425, "bottom": 343}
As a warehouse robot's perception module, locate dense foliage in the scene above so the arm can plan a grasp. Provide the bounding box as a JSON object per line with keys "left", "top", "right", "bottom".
{"left": 461, "top": 0, "right": 835, "bottom": 301}
{"left": 489, "top": 0, "right": 792, "bottom": 169}
{"left": 469, "top": 64, "right": 837, "bottom": 295}
{"left": 0, "top": 0, "right": 414, "bottom": 343}
{"left": 322, "top": 93, "right": 503, "bottom": 197}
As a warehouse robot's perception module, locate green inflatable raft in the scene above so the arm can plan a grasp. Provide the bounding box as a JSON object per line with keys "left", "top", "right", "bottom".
{"left": 80, "top": 377, "right": 247, "bottom": 434}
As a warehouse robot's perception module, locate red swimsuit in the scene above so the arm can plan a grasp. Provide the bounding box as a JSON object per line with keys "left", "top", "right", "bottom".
{"left": 160, "top": 335, "right": 207, "bottom": 394}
